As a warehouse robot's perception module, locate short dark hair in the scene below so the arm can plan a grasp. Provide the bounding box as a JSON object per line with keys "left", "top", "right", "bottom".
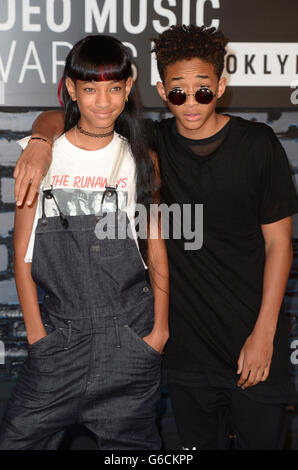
{"left": 151, "top": 24, "right": 229, "bottom": 81}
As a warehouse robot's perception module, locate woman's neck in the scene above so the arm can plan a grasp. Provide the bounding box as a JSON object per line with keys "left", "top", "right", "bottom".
{"left": 66, "top": 124, "right": 114, "bottom": 151}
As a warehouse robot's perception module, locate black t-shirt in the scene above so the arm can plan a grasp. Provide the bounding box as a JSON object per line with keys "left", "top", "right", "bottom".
{"left": 149, "top": 115, "right": 298, "bottom": 403}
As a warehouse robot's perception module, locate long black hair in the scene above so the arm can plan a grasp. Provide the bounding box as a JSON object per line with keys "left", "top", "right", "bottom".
{"left": 60, "top": 35, "right": 158, "bottom": 263}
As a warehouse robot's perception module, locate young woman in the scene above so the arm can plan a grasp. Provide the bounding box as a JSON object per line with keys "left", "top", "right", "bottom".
{"left": 0, "top": 35, "right": 169, "bottom": 450}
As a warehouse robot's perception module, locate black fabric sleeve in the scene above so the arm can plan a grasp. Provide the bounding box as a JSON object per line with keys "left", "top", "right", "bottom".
{"left": 259, "top": 126, "right": 298, "bottom": 224}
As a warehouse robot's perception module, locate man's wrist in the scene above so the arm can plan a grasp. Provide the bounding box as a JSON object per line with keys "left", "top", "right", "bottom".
{"left": 252, "top": 322, "right": 277, "bottom": 340}
{"left": 29, "top": 136, "right": 53, "bottom": 147}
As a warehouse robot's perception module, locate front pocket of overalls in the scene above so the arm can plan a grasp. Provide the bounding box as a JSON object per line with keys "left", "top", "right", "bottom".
{"left": 27, "top": 325, "right": 59, "bottom": 377}
{"left": 28, "top": 325, "right": 57, "bottom": 352}
{"left": 16, "top": 358, "right": 57, "bottom": 395}
{"left": 124, "top": 325, "right": 162, "bottom": 360}
{"left": 14, "top": 328, "right": 60, "bottom": 395}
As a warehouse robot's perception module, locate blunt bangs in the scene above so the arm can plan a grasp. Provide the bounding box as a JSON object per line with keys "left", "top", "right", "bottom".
{"left": 66, "top": 35, "right": 132, "bottom": 83}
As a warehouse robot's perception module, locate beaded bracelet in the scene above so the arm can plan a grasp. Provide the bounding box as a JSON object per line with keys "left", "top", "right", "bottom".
{"left": 29, "top": 136, "right": 53, "bottom": 147}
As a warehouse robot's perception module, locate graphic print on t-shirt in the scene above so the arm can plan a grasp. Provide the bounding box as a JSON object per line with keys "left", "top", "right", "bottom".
{"left": 43, "top": 142, "right": 129, "bottom": 216}
{"left": 49, "top": 187, "right": 127, "bottom": 216}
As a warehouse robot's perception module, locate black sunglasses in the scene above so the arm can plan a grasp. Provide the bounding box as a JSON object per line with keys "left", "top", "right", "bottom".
{"left": 167, "top": 86, "right": 215, "bottom": 106}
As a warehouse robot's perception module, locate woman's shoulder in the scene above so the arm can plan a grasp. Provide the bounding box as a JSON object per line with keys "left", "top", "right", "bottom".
{"left": 114, "top": 132, "right": 132, "bottom": 158}
{"left": 52, "top": 133, "right": 69, "bottom": 151}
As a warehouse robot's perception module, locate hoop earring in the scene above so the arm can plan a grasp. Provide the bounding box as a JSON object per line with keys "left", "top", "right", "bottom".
{"left": 125, "top": 98, "right": 128, "bottom": 102}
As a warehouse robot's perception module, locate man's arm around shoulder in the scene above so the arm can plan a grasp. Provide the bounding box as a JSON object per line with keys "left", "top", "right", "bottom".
{"left": 14, "top": 110, "right": 64, "bottom": 207}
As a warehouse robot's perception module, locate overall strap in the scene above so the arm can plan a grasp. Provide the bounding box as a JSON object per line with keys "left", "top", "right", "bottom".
{"left": 98, "top": 135, "right": 128, "bottom": 215}
{"left": 99, "top": 135, "right": 127, "bottom": 214}
{"left": 106, "top": 135, "right": 127, "bottom": 189}
{"left": 41, "top": 162, "right": 68, "bottom": 227}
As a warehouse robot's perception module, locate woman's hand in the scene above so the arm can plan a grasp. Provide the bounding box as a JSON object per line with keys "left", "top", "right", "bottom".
{"left": 142, "top": 329, "right": 169, "bottom": 354}
{"left": 27, "top": 326, "right": 48, "bottom": 346}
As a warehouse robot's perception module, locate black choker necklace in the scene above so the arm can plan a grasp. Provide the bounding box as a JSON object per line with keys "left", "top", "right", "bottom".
{"left": 77, "top": 125, "right": 114, "bottom": 138}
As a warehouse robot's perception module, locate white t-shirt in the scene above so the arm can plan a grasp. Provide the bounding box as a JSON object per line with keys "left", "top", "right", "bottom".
{"left": 18, "top": 132, "right": 145, "bottom": 266}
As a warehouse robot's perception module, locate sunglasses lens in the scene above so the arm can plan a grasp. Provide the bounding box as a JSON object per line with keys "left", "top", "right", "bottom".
{"left": 195, "top": 88, "right": 214, "bottom": 104}
{"left": 168, "top": 90, "right": 186, "bottom": 105}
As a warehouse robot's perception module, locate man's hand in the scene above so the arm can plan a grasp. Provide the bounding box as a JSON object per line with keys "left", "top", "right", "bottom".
{"left": 237, "top": 329, "right": 274, "bottom": 389}
{"left": 14, "top": 141, "right": 52, "bottom": 207}
{"left": 142, "top": 329, "right": 169, "bottom": 354}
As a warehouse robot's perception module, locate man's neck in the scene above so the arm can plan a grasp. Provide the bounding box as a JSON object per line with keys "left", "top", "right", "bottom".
{"left": 176, "top": 113, "right": 230, "bottom": 141}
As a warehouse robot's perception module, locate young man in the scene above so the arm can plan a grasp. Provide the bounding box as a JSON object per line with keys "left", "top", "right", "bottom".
{"left": 13, "top": 25, "right": 298, "bottom": 450}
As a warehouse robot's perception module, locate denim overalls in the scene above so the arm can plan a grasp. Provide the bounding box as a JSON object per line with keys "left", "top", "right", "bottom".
{"left": 0, "top": 136, "right": 162, "bottom": 450}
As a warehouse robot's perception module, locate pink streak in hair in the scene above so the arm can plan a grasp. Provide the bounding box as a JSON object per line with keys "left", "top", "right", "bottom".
{"left": 57, "top": 77, "right": 64, "bottom": 107}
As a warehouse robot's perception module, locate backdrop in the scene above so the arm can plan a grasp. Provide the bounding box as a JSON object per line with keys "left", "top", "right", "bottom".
{"left": 0, "top": 0, "right": 298, "bottom": 450}
{"left": 0, "top": 0, "right": 298, "bottom": 107}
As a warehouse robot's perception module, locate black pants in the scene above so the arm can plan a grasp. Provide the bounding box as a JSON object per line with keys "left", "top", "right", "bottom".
{"left": 168, "top": 382, "right": 287, "bottom": 450}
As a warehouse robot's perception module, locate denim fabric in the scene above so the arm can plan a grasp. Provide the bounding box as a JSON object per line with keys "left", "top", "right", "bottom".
{"left": 0, "top": 200, "right": 162, "bottom": 450}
